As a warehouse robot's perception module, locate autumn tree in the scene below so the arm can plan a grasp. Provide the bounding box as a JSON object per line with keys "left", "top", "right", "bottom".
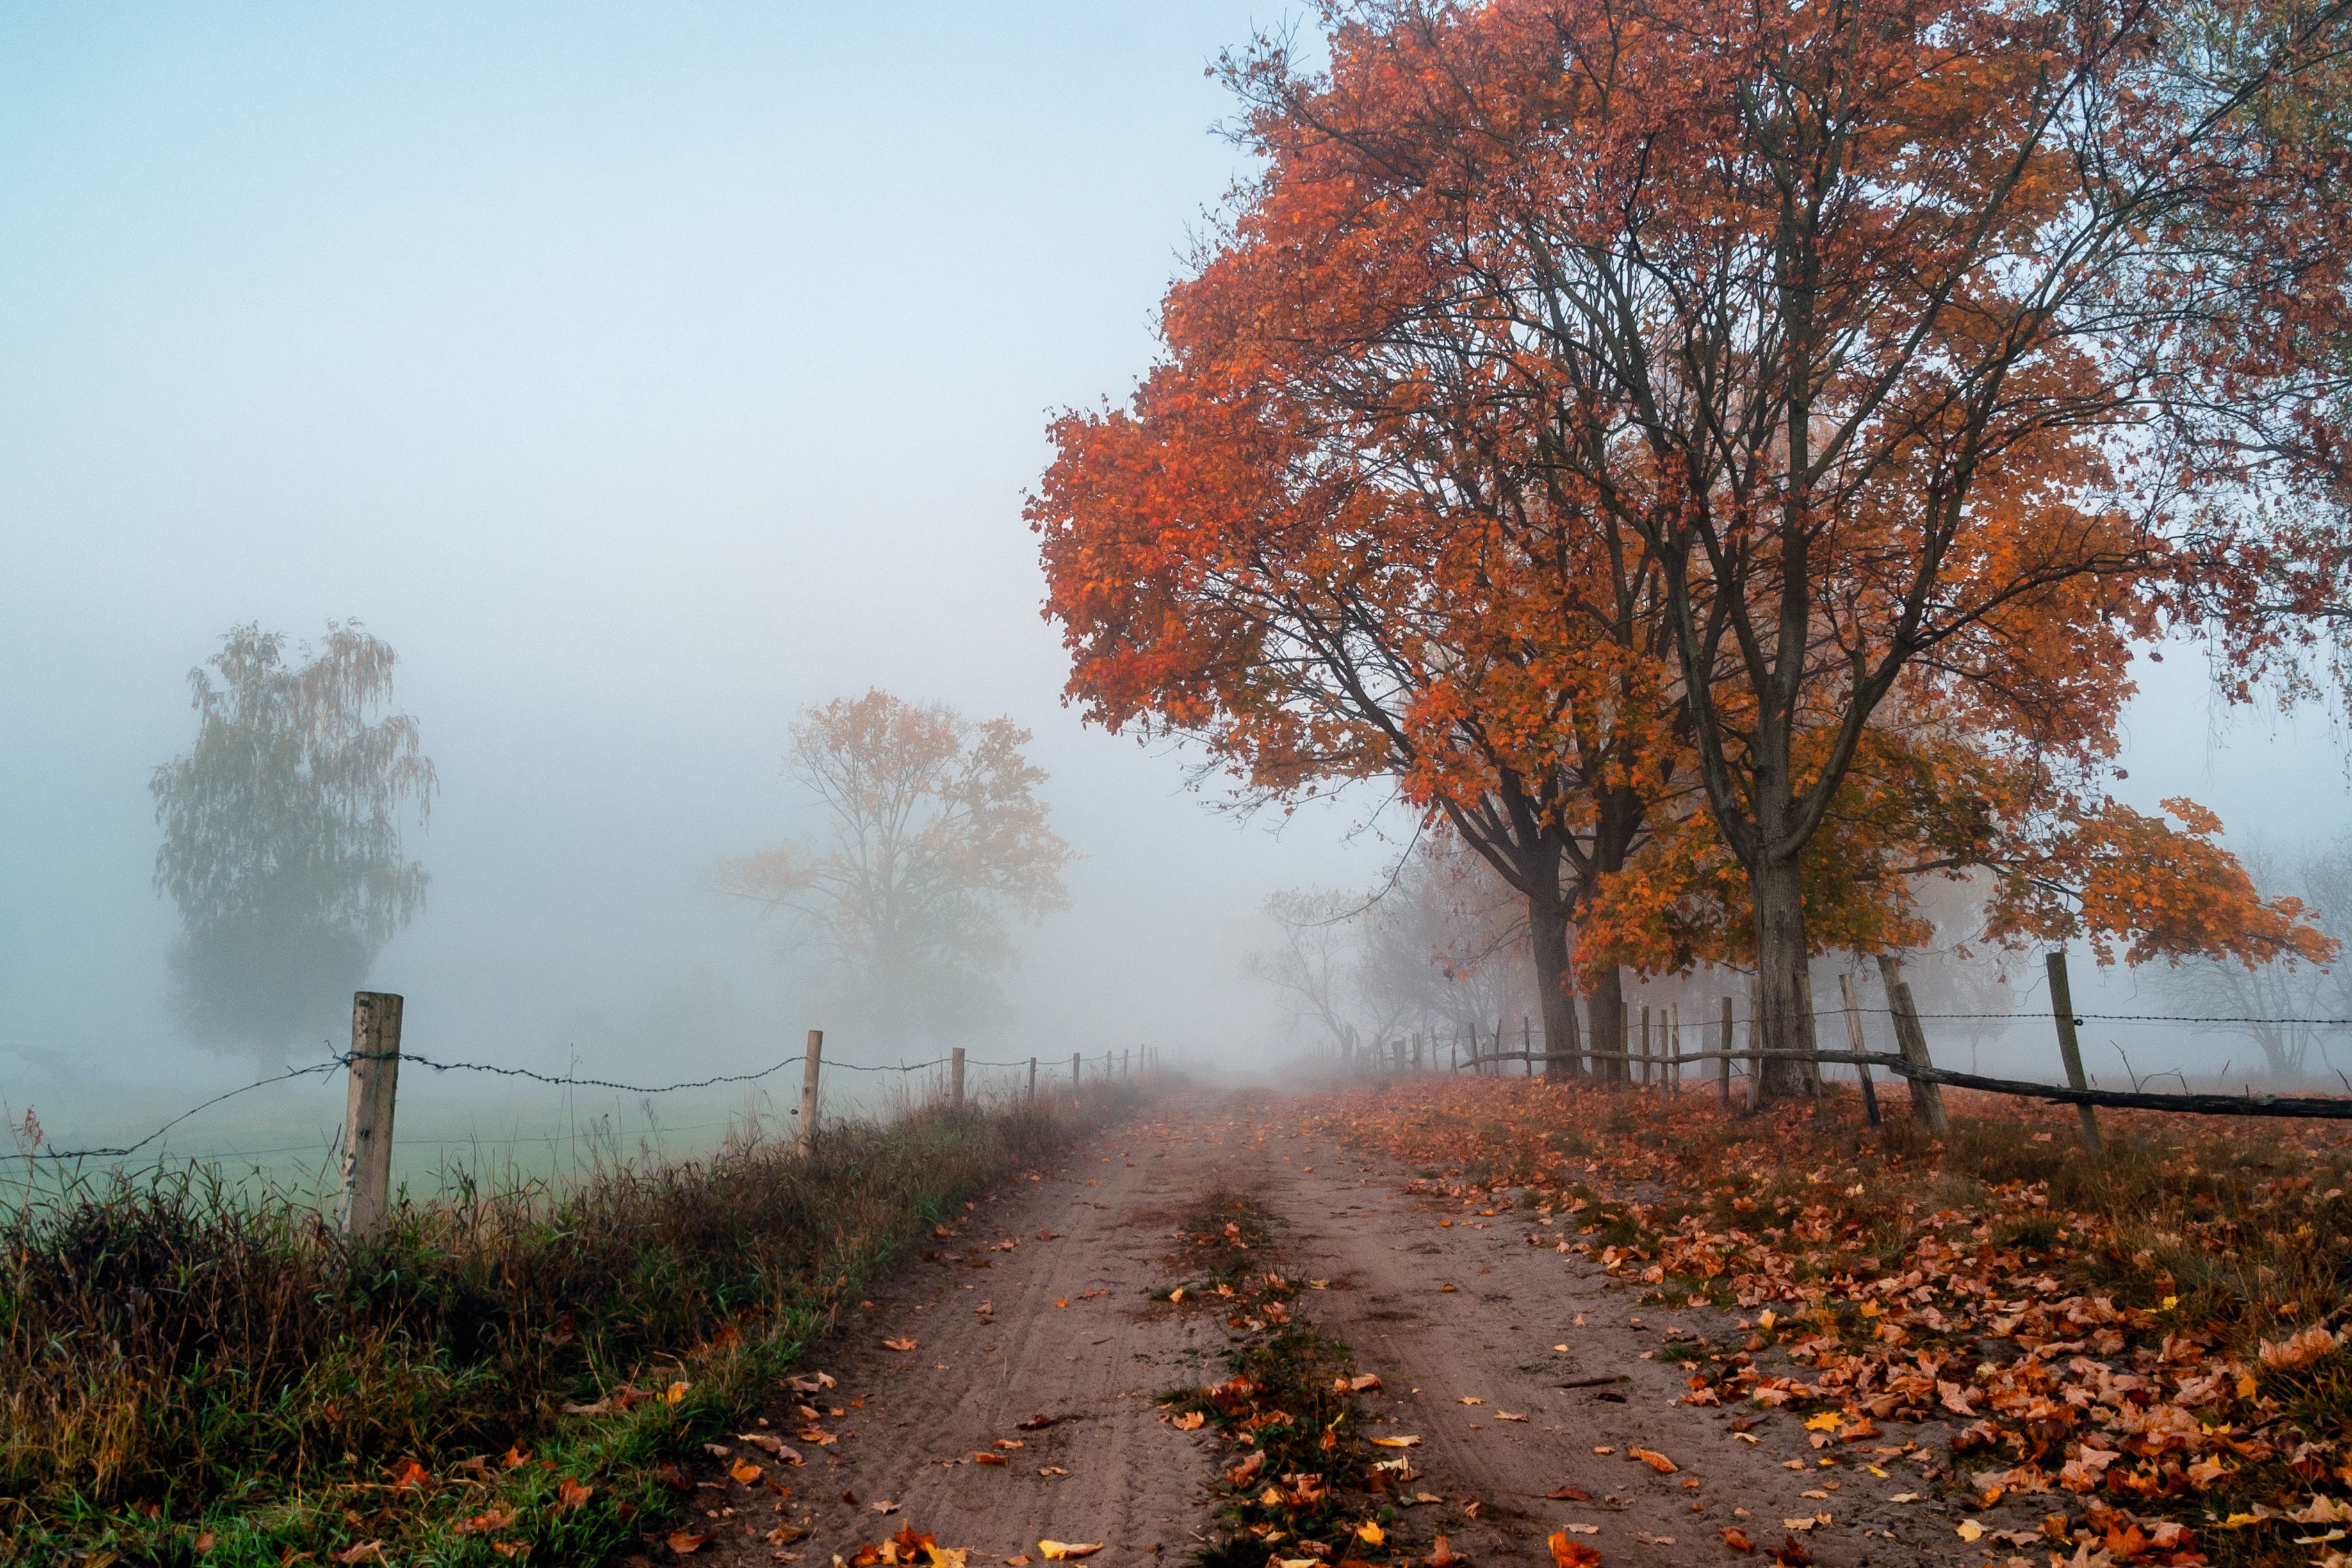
{"left": 151, "top": 621, "right": 436, "bottom": 1061}
{"left": 1033, "top": 213, "right": 1703, "bottom": 1077}
{"left": 1061, "top": 0, "right": 2352, "bottom": 1090}
{"left": 709, "top": 690, "right": 1075, "bottom": 1040}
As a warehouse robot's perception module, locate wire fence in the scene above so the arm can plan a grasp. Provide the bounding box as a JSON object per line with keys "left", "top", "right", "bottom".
{"left": 3, "top": 1034, "right": 1155, "bottom": 1168}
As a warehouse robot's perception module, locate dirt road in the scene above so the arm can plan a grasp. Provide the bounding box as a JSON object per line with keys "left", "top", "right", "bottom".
{"left": 662, "top": 1091, "right": 1979, "bottom": 1568}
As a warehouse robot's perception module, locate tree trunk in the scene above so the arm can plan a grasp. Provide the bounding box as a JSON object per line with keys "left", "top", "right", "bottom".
{"left": 1528, "top": 897, "right": 1581, "bottom": 1082}
{"left": 1751, "top": 853, "right": 1817, "bottom": 1098}
{"left": 1586, "top": 965, "right": 1626, "bottom": 1086}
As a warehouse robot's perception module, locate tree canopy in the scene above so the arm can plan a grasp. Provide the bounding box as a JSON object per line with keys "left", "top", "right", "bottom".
{"left": 1034, "top": 0, "right": 2348, "bottom": 1091}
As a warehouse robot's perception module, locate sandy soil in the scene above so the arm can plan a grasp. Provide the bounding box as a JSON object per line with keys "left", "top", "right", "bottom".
{"left": 654, "top": 1090, "right": 1986, "bottom": 1568}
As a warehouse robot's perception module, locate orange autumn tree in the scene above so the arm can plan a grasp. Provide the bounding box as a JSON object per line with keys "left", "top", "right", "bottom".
{"left": 1033, "top": 311, "right": 1700, "bottom": 1079}
{"left": 1197, "top": 0, "right": 2352, "bottom": 1088}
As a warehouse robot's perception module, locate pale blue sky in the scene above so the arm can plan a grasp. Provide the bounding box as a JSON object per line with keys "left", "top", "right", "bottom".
{"left": 0, "top": 4, "right": 2343, "bottom": 1159}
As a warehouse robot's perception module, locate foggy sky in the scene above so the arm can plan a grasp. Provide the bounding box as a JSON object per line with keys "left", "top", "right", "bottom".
{"left": 2, "top": 4, "right": 2347, "bottom": 1169}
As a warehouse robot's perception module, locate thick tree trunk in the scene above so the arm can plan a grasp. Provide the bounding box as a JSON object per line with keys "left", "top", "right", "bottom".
{"left": 1528, "top": 898, "right": 1581, "bottom": 1082}
{"left": 1587, "top": 965, "right": 1626, "bottom": 1086}
{"left": 1751, "top": 853, "right": 1818, "bottom": 1099}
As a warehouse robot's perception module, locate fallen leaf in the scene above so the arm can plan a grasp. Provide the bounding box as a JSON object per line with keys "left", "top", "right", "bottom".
{"left": 1546, "top": 1530, "right": 1603, "bottom": 1567}
{"left": 1955, "top": 1521, "right": 1984, "bottom": 1542}
{"left": 1371, "top": 1435, "right": 1421, "bottom": 1448}
{"left": 975, "top": 1452, "right": 1010, "bottom": 1467}
{"left": 1018, "top": 1415, "right": 1058, "bottom": 1431}
{"left": 1423, "top": 1536, "right": 1464, "bottom": 1568}
{"left": 669, "top": 1532, "right": 712, "bottom": 1555}
{"left": 1038, "top": 1544, "right": 1102, "bottom": 1560}
{"left": 1357, "top": 1523, "right": 1385, "bottom": 1546}
{"left": 730, "top": 1460, "right": 763, "bottom": 1485}
{"left": 1173, "top": 1412, "right": 1205, "bottom": 1431}
{"left": 1039, "top": 1466, "right": 1069, "bottom": 1476}
{"left": 1719, "top": 1526, "right": 1755, "bottom": 1554}
{"left": 1497, "top": 1411, "right": 1528, "bottom": 1423}
{"left": 1546, "top": 1486, "right": 1592, "bottom": 1501}
{"left": 1629, "top": 1448, "right": 1678, "bottom": 1474}
{"left": 557, "top": 1475, "right": 593, "bottom": 1510}
{"left": 883, "top": 1337, "right": 919, "bottom": 1352}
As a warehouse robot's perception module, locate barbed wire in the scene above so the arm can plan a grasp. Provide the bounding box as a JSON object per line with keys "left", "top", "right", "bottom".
{"left": 3, "top": 1046, "right": 1136, "bottom": 1165}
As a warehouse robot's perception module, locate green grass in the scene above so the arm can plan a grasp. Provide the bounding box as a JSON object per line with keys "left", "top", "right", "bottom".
{"left": 0, "top": 1090, "right": 1145, "bottom": 1565}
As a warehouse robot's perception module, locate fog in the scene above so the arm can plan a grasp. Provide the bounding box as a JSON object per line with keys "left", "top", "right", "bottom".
{"left": 3, "top": 5, "right": 2349, "bottom": 1182}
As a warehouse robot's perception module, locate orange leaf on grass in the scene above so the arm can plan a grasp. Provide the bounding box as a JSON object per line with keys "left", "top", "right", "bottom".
{"left": 556, "top": 1475, "right": 594, "bottom": 1510}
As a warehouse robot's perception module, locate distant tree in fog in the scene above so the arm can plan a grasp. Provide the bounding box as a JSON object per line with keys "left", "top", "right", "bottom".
{"left": 151, "top": 622, "right": 436, "bottom": 1059}
{"left": 1250, "top": 888, "right": 1379, "bottom": 1054}
{"left": 2148, "top": 842, "right": 2352, "bottom": 1082}
{"left": 1254, "top": 834, "right": 1535, "bottom": 1059}
{"left": 708, "top": 690, "right": 1074, "bottom": 1038}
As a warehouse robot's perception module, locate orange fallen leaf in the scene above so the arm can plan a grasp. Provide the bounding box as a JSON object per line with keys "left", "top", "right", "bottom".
{"left": 1172, "top": 1411, "right": 1205, "bottom": 1430}
{"left": 1371, "top": 1435, "right": 1421, "bottom": 1448}
{"left": 1038, "top": 1543, "right": 1102, "bottom": 1560}
{"left": 1423, "top": 1536, "right": 1464, "bottom": 1567}
{"left": 668, "top": 1531, "right": 712, "bottom": 1555}
{"left": 975, "top": 1451, "right": 1010, "bottom": 1466}
{"left": 492, "top": 1544, "right": 528, "bottom": 1560}
{"left": 728, "top": 1460, "right": 762, "bottom": 1485}
{"left": 1629, "top": 1446, "right": 1678, "bottom": 1474}
{"left": 1719, "top": 1526, "right": 1755, "bottom": 1554}
{"left": 1546, "top": 1531, "right": 1603, "bottom": 1567}
{"left": 556, "top": 1474, "right": 594, "bottom": 1510}
{"left": 883, "top": 1337, "right": 919, "bottom": 1352}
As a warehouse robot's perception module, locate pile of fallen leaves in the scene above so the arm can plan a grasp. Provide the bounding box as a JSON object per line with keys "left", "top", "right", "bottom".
{"left": 1303, "top": 1079, "right": 2352, "bottom": 1567}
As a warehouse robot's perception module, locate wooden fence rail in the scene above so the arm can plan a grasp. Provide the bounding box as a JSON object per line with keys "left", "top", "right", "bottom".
{"left": 1439, "top": 1045, "right": 2352, "bottom": 1120}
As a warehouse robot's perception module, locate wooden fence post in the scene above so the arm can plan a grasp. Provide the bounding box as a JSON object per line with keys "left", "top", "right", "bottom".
{"left": 1718, "top": 996, "right": 1733, "bottom": 1106}
{"left": 1072, "top": 1051, "right": 1082, "bottom": 1091}
{"left": 1840, "top": 972, "right": 1882, "bottom": 1127}
{"left": 1028, "top": 1056, "right": 1038, "bottom": 1099}
{"left": 1564, "top": 995, "right": 1583, "bottom": 1079}
{"left": 1670, "top": 1003, "right": 1681, "bottom": 1095}
{"left": 951, "top": 1047, "right": 967, "bottom": 1106}
{"left": 1640, "top": 1006, "right": 1652, "bottom": 1089}
{"left": 2045, "top": 951, "right": 2104, "bottom": 1156}
{"left": 798, "top": 1029, "right": 824, "bottom": 1154}
{"left": 1876, "top": 956, "right": 1949, "bottom": 1135}
{"left": 1745, "top": 977, "right": 1764, "bottom": 1113}
{"left": 339, "top": 992, "right": 404, "bottom": 1237}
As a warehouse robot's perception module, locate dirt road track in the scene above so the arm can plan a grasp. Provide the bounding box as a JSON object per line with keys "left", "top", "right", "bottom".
{"left": 663, "top": 1091, "right": 1975, "bottom": 1568}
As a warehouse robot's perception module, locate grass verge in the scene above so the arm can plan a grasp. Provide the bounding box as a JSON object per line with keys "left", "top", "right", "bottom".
{"left": 1157, "top": 1193, "right": 1411, "bottom": 1568}
{"left": 1, "top": 1090, "right": 1147, "bottom": 1566}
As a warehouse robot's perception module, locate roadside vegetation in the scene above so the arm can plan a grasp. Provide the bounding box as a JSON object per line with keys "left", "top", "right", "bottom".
{"left": 1156, "top": 1193, "right": 1417, "bottom": 1568}
{"left": 0, "top": 1090, "right": 1145, "bottom": 1567}
{"left": 1305, "top": 1079, "right": 2352, "bottom": 1567}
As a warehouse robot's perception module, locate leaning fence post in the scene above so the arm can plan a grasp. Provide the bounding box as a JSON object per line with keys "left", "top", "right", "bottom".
{"left": 1876, "top": 956, "right": 1949, "bottom": 1135}
{"left": 1719, "top": 996, "right": 1733, "bottom": 1106}
{"left": 2045, "top": 951, "right": 2104, "bottom": 1156}
{"left": 1839, "top": 972, "right": 1882, "bottom": 1127}
{"left": 339, "top": 991, "right": 404, "bottom": 1237}
{"left": 798, "top": 1029, "right": 824, "bottom": 1154}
